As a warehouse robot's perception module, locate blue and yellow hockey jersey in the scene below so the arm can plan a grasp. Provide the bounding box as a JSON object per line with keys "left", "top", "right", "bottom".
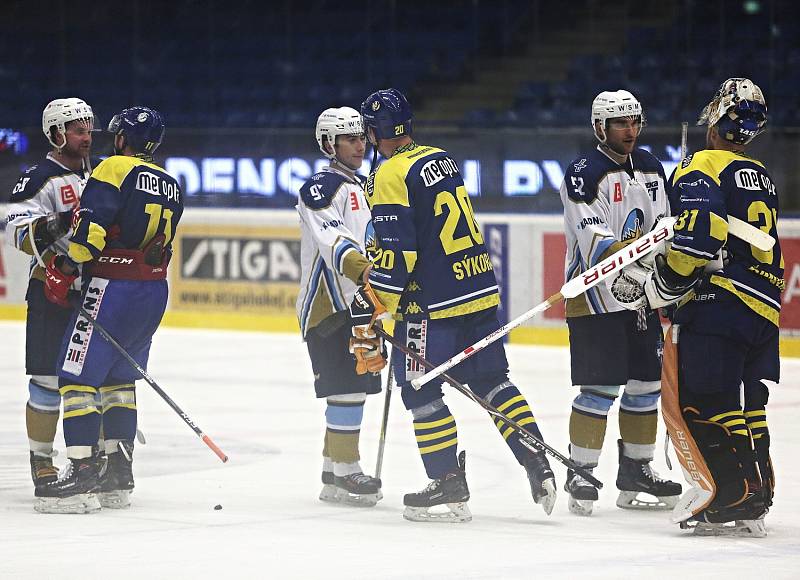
{"left": 366, "top": 143, "right": 498, "bottom": 319}
{"left": 669, "top": 149, "right": 783, "bottom": 325}
{"left": 68, "top": 155, "right": 183, "bottom": 266}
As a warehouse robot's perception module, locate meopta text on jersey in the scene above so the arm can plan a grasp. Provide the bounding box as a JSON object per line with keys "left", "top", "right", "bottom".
{"left": 67, "top": 155, "right": 183, "bottom": 266}
{"left": 668, "top": 149, "right": 783, "bottom": 326}
{"left": 296, "top": 166, "right": 372, "bottom": 337}
{"left": 365, "top": 143, "right": 499, "bottom": 320}
{"left": 560, "top": 146, "right": 668, "bottom": 317}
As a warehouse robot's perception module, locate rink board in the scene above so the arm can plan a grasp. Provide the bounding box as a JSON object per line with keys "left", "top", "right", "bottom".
{"left": 2, "top": 206, "right": 800, "bottom": 354}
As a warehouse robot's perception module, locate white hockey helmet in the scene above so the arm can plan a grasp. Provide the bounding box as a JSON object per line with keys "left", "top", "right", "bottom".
{"left": 698, "top": 78, "right": 767, "bottom": 145}
{"left": 590, "top": 90, "right": 645, "bottom": 143}
{"left": 315, "top": 107, "right": 364, "bottom": 159}
{"left": 42, "top": 98, "right": 95, "bottom": 149}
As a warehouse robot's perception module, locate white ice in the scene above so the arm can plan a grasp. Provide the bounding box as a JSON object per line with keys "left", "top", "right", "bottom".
{"left": 1, "top": 321, "right": 799, "bottom": 579}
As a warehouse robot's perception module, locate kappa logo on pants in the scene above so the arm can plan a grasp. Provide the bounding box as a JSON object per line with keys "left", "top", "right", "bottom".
{"left": 405, "top": 320, "right": 428, "bottom": 380}
{"left": 62, "top": 278, "right": 108, "bottom": 376}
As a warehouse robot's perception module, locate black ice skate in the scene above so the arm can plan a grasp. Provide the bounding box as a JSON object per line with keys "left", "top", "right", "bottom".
{"left": 523, "top": 451, "right": 557, "bottom": 516}
{"left": 99, "top": 441, "right": 135, "bottom": 509}
{"left": 680, "top": 490, "right": 768, "bottom": 538}
{"left": 320, "top": 470, "right": 382, "bottom": 507}
{"left": 565, "top": 467, "right": 599, "bottom": 516}
{"left": 403, "top": 451, "right": 471, "bottom": 523}
{"left": 30, "top": 451, "right": 59, "bottom": 497}
{"left": 34, "top": 456, "right": 101, "bottom": 514}
{"left": 616, "top": 440, "right": 681, "bottom": 510}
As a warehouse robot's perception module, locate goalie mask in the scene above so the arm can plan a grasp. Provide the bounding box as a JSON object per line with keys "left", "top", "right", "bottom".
{"left": 42, "top": 98, "right": 96, "bottom": 150}
{"left": 698, "top": 78, "right": 767, "bottom": 145}
{"left": 315, "top": 107, "right": 364, "bottom": 159}
{"left": 590, "top": 90, "right": 645, "bottom": 144}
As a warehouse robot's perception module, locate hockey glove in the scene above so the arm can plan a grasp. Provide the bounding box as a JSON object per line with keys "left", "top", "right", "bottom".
{"left": 44, "top": 254, "right": 78, "bottom": 308}
{"left": 349, "top": 336, "right": 388, "bottom": 375}
{"left": 32, "top": 208, "right": 78, "bottom": 249}
{"left": 643, "top": 253, "right": 703, "bottom": 309}
{"left": 349, "top": 282, "right": 389, "bottom": 340}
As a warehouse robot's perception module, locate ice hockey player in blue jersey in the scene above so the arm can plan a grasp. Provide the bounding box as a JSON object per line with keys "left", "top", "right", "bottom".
{"left": 640, "top": 79, "right": 780, "bottom": 537}
{"left": 559, "top": 90, "right": 681, "bottom": 516}
{"left": 296, "top": 107, "right": 383, "bottom": 507}
{"left": 36, "top": 106, "right": 183, "bottom": 514}
{"left": 350, "top": 88, "right": 556, "bottom": 522}
{"left": 5, "top": 98, "right": 98, "bottom": 498}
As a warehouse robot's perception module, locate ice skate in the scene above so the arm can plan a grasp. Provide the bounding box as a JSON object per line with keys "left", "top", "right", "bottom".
{"left": 616, "top": 440, "right": 681, "bottom": 510}
{"left": 98, "top": 441, "right": 134, "bottom": 509}
{"left": 403, "top": 451, "right": 471, "bottom": 523}
{"left": 679, "top": 488, "right": 768, "bottom": 537}
{"left": 523, "top": 451, "right": 557, "bottom": 516}
{"left": 565, "top": 467, "right": 598, "bottom": 516}
{"left": 320, "top": 470, "right": 382, "bottom": 507}
{"left": 30, "top": 451, "right": 59, "bottom": 497}
{"left": 35, "top": 457, "right": 101, "bottom": 514}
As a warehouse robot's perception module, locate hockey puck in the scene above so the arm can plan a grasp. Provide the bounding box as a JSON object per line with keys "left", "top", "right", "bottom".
{"left": 214, "top": 504, "right": 223, "bottom": 510}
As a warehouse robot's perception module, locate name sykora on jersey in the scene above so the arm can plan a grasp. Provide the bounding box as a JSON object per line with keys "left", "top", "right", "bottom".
{"left": 560, "top": 146, "right": 668, "bottom": 317}
{"left": 366, "top": 142, "right": 498, "bottom": 320}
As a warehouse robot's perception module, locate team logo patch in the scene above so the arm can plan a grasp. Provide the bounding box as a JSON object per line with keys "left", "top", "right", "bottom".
{"left": 372, "top": 101, "right": 381, "bottom": 111}
{"left": 60, "top": 184, "right": 77, "bottom": 205}
{"left": 404, "top": 320, "right": 427, "bottom": 380}
{"left": 137, "top": 112, "right": 149, "bottom": 122}
{"left": 573, "top": 158, "right": 587, "bottom": 172}
{"left": 621, "top": 208, "right": 645, "bottom": 241}
{"left": 62, "top": 278, "right": 108, "bottom": 376}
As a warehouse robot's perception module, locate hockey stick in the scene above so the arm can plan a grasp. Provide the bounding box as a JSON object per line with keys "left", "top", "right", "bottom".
{"left": 411, "top": 217, "right": 676, "bottom": 390}
{"left": 72, "top": 303, "right": 229, "bottom": 463}
{"left": 374, "top": 352, "right": 394, "bottom": 480}
{"left": 30, "top": 234, "right": 228, "bottom": 463}
{"left": 375, "top": 327, "right": 604, "bottom": 489}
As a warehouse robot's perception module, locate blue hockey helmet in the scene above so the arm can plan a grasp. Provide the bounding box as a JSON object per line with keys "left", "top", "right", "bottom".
{"left": 698, "top": 78, "right": 767, "bottom": 145}
{"left": 107, "top": 106, "right": 165, "bottom": 154}
{"left": 360, "top": 88, "right": 412, "bottom": 141}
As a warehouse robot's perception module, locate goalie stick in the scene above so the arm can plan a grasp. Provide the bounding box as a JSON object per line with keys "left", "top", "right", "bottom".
{"left": 30, "top": 229, "right": 229, "bottom": 463}
{"left": 412, "top": 196, "right": 775, "bottom": 390}
{"left": 374, "top": 327, "right": 604, "bottom": 489}
{"left": 411, "top": 217, "right": 676, "bottom": 390}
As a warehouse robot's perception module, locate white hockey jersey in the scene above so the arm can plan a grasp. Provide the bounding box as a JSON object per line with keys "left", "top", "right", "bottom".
{"left": 560, "top": 146, "right": 669, "bottom": 317}
{"left": 5, "top": 154, "right": 92, "bottom": 286}
{"left": 295, "top": 165, "right": 372, "bottom": 338}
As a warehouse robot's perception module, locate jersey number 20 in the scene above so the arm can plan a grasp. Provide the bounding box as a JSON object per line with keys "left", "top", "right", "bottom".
{"left": 434, "top": 186, "right": 483, "bottom": 255}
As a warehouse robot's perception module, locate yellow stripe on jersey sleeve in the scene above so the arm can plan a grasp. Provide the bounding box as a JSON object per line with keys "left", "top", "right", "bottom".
{"left": 91, "top": 155, "right": 166, "bottom": 189}
{"left": 67, "top": 222, "right": 107, "bottom": 264}
{"left": 709, "top": 211, "right": 729, "bottom": 242}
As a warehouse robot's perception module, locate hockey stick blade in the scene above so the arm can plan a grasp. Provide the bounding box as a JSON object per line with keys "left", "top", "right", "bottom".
{"left": 411, "top": 218, "right": 676, "bottom": 389}
{"left": 728, "top": 215, "right": 774, "bottom": 251}
{"left": 76, "top": 303, "right": 229, "bottom": 463}
{"left": 376, "top": 327, "right": 604, "bottom": 489}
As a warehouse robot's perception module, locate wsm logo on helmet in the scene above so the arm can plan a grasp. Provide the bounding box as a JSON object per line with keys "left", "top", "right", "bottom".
{"left": 621, "top": 208, "right": 645, "bottom": 241}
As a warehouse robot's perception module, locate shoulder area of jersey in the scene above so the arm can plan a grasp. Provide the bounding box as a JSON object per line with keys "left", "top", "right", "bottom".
{"left": 92, "top": 154, "right": 168, "bottom": 179}
{"left": 9, "top": 158, "right": 74, "bottom": 202}
{"left": 299, "top": 169, "right": 351, "bottom": 208}
{"left": 674, "top": 149, "right": 763, "bottom": 182}
{"left": 562, "top": 153, "right": 604, "bottom": 201}
{"left": 630, "top": 147, "right": 665, "bottom": 172}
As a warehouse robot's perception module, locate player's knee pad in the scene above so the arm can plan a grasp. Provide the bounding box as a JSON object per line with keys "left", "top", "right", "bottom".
{"left": 325, "top": 394, "right": 365, "bottom": 431}
{"left": 27, "top": 378, "right": 61, "bottom": 413}
{"left": 573, "top": 386, "right": 618, "bottom": 418}
{"left": 620, "top": 391, "right": 660, "bottom": 414}
{"left": 31, "top": 374, "right": 59, "bottom": 391}
{"left": 100, "top": 384, "right": 136, "bottom": 414}
{"left": 410, "top": 397, "right": 445, "bottom": 421}
{"left": 60, "top": 384, "right": 101, "bottom": 419}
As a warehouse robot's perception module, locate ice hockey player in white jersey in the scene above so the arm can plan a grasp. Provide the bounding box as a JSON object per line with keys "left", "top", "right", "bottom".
{"left": 295, "top": 107, "right": 384, "bottom": 506}
{"left": 4, "top": 98, "right": 97, "bottom": 498}
{"left": 559, "top": 90, "right": 681, "bottom": 516}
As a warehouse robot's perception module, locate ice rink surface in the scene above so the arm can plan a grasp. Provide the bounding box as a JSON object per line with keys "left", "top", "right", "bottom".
{"left": 1, "top": 321, "right": 799, "bottom": 579}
